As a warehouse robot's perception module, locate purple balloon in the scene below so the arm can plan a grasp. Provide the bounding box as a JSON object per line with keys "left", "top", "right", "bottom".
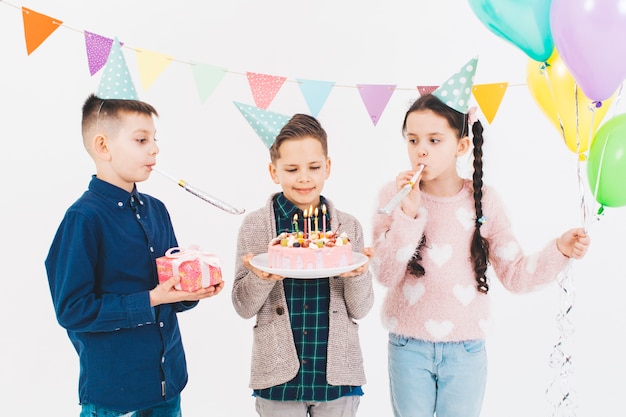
{"left": 550, "top": 0, "right": 626, "bottom": 102}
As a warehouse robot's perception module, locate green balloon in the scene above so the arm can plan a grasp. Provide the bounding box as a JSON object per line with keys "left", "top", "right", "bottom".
{"left": 587, "top": 113, "right": 626, "bottom": 207}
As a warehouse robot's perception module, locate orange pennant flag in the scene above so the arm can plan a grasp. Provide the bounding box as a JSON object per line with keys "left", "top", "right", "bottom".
{"left": 472, "top": 82, "right": 508, "bottom": 124}
{"left": 22, "top": 7, "right": 63, "bottom": 55}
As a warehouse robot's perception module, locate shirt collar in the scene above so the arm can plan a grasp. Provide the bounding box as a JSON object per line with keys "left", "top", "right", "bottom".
{"left": 273, "top": 192, "right": 328, "bottom": 219}
{"left": 88, "top": 175, "right": 141, "bottom": 209}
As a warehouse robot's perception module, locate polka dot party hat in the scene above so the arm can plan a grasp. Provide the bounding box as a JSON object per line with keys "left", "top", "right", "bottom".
{"left": 234, "top": 101, "right": 290, "bottom": 149}
{"left": 432, "top": 57, "right": 478, "bottom": 114}
{"left": 96, "top": 37, "right": 138, "bottom": 100}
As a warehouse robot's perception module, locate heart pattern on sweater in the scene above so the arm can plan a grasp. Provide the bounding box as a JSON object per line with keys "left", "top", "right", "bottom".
{"left": 396, "top": 244, "right": 416, "bottom": 263}
{"left": 453, "top": 284, "right": 476, "bottom": 306}
{"left": 403, "top": 281, "right": 426, "bottom": 305}
{"left": 382, "top": 315, "right": 398, "bottom": 331}
{"left": 526, "top": 253, "right": 538, "bottom": 273}
{"left": 456, "top": 207, "right": 475, "bottom": 231}
{"left": 427, "top": 243, "right": 452, "bottom": 267}
{"left": 425, "top": 319, "right": 454, "bottom": 339}
{"left": 496, "top": 241, "right": 520, "bottom": 261}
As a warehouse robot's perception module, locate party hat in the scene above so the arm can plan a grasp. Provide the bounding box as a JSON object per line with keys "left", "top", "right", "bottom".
{"left": 432, "top": 57, "right": 478, "bottom": 113}
{"left": 96, "top": 37, "right": 138, "bottom": 100}
{"left": 234, "top": 101, "right": 290, "bottom": 148}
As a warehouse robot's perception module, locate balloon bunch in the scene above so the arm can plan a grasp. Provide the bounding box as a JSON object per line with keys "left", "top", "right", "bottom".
{"left": 468, "top": 1, "right": 626, "bottom": 416}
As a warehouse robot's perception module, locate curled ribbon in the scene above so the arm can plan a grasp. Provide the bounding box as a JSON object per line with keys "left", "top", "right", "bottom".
{"left": 467, "top": 106, "right": 478, "bottom": 126}
{"left": 164, "top": 245, "right": 221, "bottom": 289}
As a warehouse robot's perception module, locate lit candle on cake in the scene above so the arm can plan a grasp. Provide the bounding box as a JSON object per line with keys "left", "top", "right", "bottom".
{"left": 322, "top": 204, "right": 327, "bottom": 236}
{"left": 314, "top": 207, "right": 319, "bottom": 233}
{"left": 303, "top": 209, "right": 308, "bottom": 238}
{"left": 308, "top": 205, "right": 312, "bottom": 237}
{"left": 293, "top": 213, "right": 299, "bottom": 233}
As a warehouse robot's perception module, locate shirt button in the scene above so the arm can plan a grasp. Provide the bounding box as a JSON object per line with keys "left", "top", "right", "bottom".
{"left": 302, "top": 359, "right": 307, "bottom": 364}
{"left": 139, "top": 200, "right": 144, "bottom": 205}
{"left": 159, "top": 322, "right": 164, "bottom": 327}
{"left": 150, "top": 247, "right": 154, "bottom": 253}
{"left": 136, "top": 214, "right": 141, "bottom": 220}
{"left": 117, "top": 202, "right": 123, "bottom": 207}
{"left": 303, "top": 330, "right": 308, "bottom": 335}
{"left": 304, "top": 305, "right": 309, "bottom": 309}
{"left": 276, "top": 307, "right": 284, "bottom": 315}
{"left": 162, "top": 356, "right": 165, "bottom": 363}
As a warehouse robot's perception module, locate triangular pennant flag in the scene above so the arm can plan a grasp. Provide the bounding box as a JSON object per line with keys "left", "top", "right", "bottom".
{"left": 296, "top": 79, "right": 335, "bottom": 117}
{"left": 84, "top": 32, "right": 119, "bottom": 76}
{"left": 190, "top": 62, "right": 227, "bottom": 104}
{"left": 433, "top": 57, "right": 478, "bottom": 113}
{"left": 234, "top": 102, "right": 290, "bottom": 148}
{"left": 417, "top": 86, "right": 438, "bottom": 96}
{"left": 356, "top": 84, "right": 396, "bottom": 126}
{"left": 96, "top": 37, "right": 138, "bottom": 100}
{"left": 135, "top": 48, "right": 173, "bottom": 91}
{"left": 22, "top": 7, "right": 63, "bottom": 55}
{"left": 246, "top": 72, "right": 287, "bottom": 109}
{"left": 472, "top": 82, "right": 508, "bottom": 124}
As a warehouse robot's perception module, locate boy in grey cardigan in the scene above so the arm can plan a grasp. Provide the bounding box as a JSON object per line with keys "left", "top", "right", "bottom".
{"left": 232, "top": 114, "right": 374, "bottom": 417}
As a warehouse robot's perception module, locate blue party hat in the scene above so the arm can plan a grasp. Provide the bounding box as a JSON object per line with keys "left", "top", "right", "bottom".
{"left": 432, "top": 57, "right": 478, "bottom": 113}
{"left": 234, "top": 102, "right": 290, "bottom": 148}
{"left": 96, "top": 37, "right": 138, "bottom": 100}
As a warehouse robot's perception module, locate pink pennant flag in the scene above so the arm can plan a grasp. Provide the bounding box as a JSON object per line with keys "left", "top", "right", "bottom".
{"left": 246, "top": 72, "right": 286, "bottom": 109}
{"left": 84, "top": 32, "right": 119, "bottom": 76}
{"left": 417, "top": 85, "right": 438, "bottom": 96}
{"left": 356, "top": 84, "right": 396, "bottom": 126}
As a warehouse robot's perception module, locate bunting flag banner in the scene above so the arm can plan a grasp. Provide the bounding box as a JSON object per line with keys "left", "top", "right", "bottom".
{"left": 417, "top": 85, "right": 438, "bottom": 96}
{"left": 234, "top": 101, "right": 290, "bottom": 148}
{"left": 246, "top": 72, "right": 287, "bottom": 109}
{"left": 356, "top": 84, "right": 396, "bottom": 126}
{"left": 96, "top": 37, "right": 138, "bottom": 100}
{"left": 135, "top": 48, "right": 173, "bottom": 91}
{"left": 21, "top": 7, "right": 62, "bottom": 55}
{"left": 84, "top": 31, "right": 117, "bottom": 76}
{"left": 190, "top": 62, "right": 227, "bottom": 104}
{"left": 472, "top": 82, "right": 508, "bottom": 124}
{"left": 296, "top": 79, "right": 335, "bottom": 117}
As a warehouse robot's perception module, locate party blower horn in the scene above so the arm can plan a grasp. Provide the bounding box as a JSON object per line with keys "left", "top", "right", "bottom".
{"left": 378, "top": 165, "right": 424, "bottom": 215}
{"left": 153, "top": 168, "right": 245, "bottom": 215}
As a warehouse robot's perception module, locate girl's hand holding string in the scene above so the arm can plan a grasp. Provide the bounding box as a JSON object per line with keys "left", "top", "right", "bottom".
{"left": 556, "top": 228, "right": 591, "bottom": 259}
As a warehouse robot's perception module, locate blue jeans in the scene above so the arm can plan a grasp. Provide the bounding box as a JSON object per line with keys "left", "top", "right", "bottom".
{"left": 80, "top": 395, "right": 181, "bottom": 417}
{"left": 387, "top": 334, "right": 487, "bottom": 417}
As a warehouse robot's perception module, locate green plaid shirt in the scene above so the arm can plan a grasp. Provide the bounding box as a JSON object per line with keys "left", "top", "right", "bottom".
{"left": 254, "top": 193, "right": 361, "bottom": 401}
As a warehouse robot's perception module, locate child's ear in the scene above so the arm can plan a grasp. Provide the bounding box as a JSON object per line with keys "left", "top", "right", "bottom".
{"left": 456, "top": 136, "right": 471, "bottom": 157}
{"left": 325, "top": 157, "right": 332, "bottom": 179}
{"left": 268, "top": 163, "right": 280, "bottom": 184}
{"left": 92, "top": 134, "right": 111, "bottom": 161}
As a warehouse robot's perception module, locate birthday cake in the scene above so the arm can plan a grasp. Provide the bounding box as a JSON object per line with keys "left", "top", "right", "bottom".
{"left": 268, "top": 231, "right": 353, "bottom": 270}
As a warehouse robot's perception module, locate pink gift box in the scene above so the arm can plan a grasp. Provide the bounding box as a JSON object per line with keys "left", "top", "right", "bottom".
{"left": 156, "top": 246, "right": 222, "bottom": 292}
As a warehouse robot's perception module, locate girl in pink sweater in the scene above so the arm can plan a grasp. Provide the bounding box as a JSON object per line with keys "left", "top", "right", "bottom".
{"left": 372, "top": 91, "right": 590, "bottom": 417}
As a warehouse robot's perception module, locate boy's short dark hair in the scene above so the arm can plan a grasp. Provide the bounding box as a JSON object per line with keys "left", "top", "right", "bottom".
{"left": 269, "top": 113, "right": 328, "bottom": 163}
{"left": 81, "top": 93, "right": 159, "bottom": 139}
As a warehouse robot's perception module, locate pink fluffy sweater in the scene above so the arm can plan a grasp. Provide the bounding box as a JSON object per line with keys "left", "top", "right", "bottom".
{"left": 372, "top": 180, "right": 569, "bottom": 342}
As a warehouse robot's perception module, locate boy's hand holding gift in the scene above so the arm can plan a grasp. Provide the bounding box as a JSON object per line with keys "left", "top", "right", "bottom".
{"left": 151, "top": 245, "right": 224, "bottom": 306}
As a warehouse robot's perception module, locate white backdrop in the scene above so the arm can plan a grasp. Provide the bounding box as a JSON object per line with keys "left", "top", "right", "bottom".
{"left": 1, "top": 1, "right": 625, "bottom": 416}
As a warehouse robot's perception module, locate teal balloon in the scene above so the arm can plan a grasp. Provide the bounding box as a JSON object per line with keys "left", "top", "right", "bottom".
{"left": 468, "top": 0, "right": 554, "bottom": 62}
{"left": 587, "top": 114, "right": 626, "bottom": 208}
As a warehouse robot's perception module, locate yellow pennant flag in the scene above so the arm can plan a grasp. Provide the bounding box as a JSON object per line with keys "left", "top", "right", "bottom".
{"left": 135, "top": 48, "right": 173, "bottom": 90}
{"left": 472, "top": 82, "right": 508, "bottom": 124}
{"left": 22, "top": 7, "right": 63, "bottom": 55}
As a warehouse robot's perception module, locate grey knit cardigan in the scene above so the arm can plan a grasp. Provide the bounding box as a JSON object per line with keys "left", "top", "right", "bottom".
{"left": 232, "top": 193, "right": 374, "bottom": 390}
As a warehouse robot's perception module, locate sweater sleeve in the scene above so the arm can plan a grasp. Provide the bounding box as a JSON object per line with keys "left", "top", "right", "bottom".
{"left": 484, "top": 187, "right": 570, "bottom": 293}
{"left": 372, "top": 182, "right": 427, "bottom": 288}
{"left": 336, "top": 210, "right": 374, "bottom": 320}
{"left": 231, "top": 208, "right": 279, "bottom": 319}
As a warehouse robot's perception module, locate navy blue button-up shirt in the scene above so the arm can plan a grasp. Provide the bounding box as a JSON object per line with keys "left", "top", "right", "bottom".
{"left": 45, "top": 176, "right": 197, "bottom": 412}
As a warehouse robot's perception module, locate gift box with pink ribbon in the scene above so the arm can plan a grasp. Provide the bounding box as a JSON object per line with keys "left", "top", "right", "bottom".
{"left": 156, "top": 245, "right": 222, "bottom": 292}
